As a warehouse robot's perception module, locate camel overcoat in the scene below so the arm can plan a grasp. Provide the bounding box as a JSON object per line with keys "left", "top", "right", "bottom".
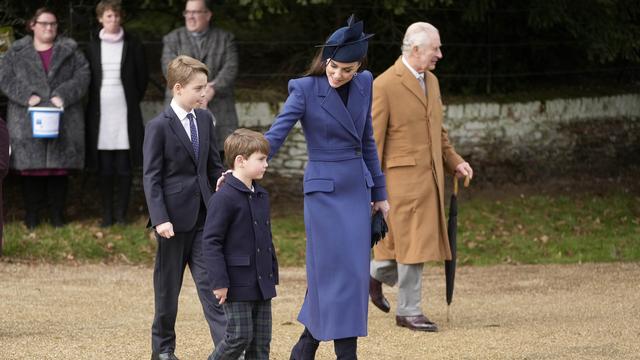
{"left": 372, "top": 56, "right": 464, "bottom": 264}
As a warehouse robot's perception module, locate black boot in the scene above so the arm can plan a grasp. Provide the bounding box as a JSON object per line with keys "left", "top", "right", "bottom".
{"left": 334, "top": 337, "right": 357, "bottom": 360}
{"left": 99, "top": 175, "right": 114, "bottom": 227}
{"left": 47, "top": 176, "right": 68, "bottom": 227}
{"left": 114, "top": 175, "right": 131, "bottom": 224}
{"left": 22, "top": 176, "right": 45, "bottom": 229}
{"left": 289, "top": 328, "right": 319, "bottom": 360}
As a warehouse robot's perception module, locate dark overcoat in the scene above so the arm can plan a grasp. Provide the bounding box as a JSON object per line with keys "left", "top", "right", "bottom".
{"left": 142, "top": 107, "right": 223, "bottom": 232}
{"left": 0, "top": 36, "right": 89, "bottom": 170}
{"left": 202, "top": 174, "right": 278, "bottom": 302}
{"left": 85, "top": 31, "right": 148, "bottom": 170}
{"left": 265, "top": 70, "right": 386, "bottom": 341}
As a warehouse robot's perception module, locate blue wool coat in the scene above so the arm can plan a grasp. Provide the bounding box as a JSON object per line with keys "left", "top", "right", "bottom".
{"left": 202, "top": 174, "right": 278, "bottom": 301}
{"left": 265, "top": 70, "right": 386, "bottom": 341}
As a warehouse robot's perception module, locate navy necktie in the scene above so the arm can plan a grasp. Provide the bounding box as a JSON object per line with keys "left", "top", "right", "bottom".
{"left": 187, "top": 113, "right": 199, "bottom": 161}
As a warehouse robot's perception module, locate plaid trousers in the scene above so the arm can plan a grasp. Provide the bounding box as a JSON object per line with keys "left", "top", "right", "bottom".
{"left": 209, "top": 300, "right": 272, "bottom": 360}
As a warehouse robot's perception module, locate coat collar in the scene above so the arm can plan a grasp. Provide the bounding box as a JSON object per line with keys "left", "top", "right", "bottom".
{"left": 393, "top": 56, "right": 427, "bottom": 108}
{"left": 13, "top": 35, "right": 78, "bottom": 82}
{"left": 225, "top": 173, "right": 268, "bottom": 194}
{"left": 177, "top": 26, "right": 218, "bottom": 63}
{"left": 89, "top": 31, "right": 129, "bottom": 77}
{"left": 315, "top": 74, "right": 365, "bottom": 141}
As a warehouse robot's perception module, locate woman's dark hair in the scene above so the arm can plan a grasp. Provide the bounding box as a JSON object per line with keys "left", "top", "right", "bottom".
{"left": 96, "top": 0, "right": 124, "bottom": 20}
{"left": 304, "top": 49, "right": 327, "bottom": 76}
{"left": 304, "top": 48, "right": 368, "bottom": 77}
{"left": 26, "top": 7, "right": 57, "bottom": 33}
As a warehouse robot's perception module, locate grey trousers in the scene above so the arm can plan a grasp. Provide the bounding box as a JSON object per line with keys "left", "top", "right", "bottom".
{"left": 370, "top": 260, "right": 424, "bottom": 316}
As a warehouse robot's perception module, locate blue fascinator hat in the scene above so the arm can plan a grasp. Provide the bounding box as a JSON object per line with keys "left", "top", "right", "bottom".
{"left": 319, "top": 14, "right": 374, "bottom": 62}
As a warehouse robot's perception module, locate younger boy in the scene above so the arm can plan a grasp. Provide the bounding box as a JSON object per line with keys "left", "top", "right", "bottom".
{"left": 202, "top": 129, "right": 279, "bottom": 360}
{"left": 143, "top": 55, "right": 225, "bottom": 360}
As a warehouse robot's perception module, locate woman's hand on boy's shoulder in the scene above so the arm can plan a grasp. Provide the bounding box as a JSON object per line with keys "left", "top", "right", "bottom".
{"left": 215, "top": 169, "right": 232, "bottom": 191}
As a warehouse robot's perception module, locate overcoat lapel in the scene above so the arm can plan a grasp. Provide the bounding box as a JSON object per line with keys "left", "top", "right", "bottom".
{"left": 47, "top": 40, "right": 72, "bottom": 81}
{"left": 20, "top": 39, "right": 48, "bottom": 83}
{"left": 166, "top": 108, "right": 197, "bottom": 164}
{"left": 347, "top": 75, "right": 366, "bottom": 135}
{"left": 90, "top": 39, "right": 102, "bottom": 83}
{"left": 395, "top": 58, "right": 427, "bottom": 108}
{"left": 317, "top": 77, "right": 360, "bottom": 141}
{"left": 424, "top": 74, "right": 437, "bottom": 118}
{"left": 120, "top": 35, "right": 128, "bottom": 71}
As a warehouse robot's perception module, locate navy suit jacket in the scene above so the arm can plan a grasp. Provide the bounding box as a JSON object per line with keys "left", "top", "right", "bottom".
{"left": 202, "top": 174, "right": 278, "bottom": 302}
{"left": 143, "top": 106, "right": 223, "bottom": 232}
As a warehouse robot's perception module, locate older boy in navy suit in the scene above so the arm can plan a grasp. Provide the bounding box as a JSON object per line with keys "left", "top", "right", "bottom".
{"left": 203, "top": 129, "right": 279, "bottom": 360}
{"left": 143, "top": 55, "right": 225, "bottom": 360}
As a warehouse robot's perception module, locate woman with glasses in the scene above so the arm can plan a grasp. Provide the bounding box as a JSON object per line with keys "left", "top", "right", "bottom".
{"left": 0, "top": 7, "right": 90, "bottom": 229}
{"left": 86, "top": 0, "right": 148, "bottom": 227}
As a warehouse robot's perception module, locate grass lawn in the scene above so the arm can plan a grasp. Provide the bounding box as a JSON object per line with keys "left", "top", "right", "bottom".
{"left": 2, "top": 190, "right": 638, "bottom": 266}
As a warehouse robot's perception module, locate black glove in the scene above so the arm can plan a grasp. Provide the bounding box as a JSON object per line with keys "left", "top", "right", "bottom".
{"left": 371, "top": 210, "right": 388, "bottom": 248}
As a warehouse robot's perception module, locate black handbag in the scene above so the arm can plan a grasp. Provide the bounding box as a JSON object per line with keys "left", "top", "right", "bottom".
{"left": 371, "top": 210, "right": 388, "bottom": 248}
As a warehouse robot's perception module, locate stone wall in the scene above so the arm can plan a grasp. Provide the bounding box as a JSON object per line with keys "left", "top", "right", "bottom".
{"left": 141, "top": 93, "right": 640, "bottom": 183}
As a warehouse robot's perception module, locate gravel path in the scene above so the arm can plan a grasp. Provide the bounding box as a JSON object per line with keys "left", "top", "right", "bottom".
{"left": 1, "top": 261, "right": 639, "bottom": 359}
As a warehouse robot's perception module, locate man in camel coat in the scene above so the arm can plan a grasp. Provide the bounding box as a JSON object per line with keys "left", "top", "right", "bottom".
{"left": 369, "top": 22, "right": 474, "bottom": 332}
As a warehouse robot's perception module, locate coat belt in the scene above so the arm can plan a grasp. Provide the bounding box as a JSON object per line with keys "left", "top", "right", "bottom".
{"left": 307, "top": 146, "right": 362, "bottom": 162}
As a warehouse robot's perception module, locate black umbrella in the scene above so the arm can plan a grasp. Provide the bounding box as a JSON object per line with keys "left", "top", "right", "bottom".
{"left": 445, "top": 175, "right": 469, "bottom": 321}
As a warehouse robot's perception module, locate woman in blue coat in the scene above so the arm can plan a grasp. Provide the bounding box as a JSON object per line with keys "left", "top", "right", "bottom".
{"left": 265, "top": 15, "right": 389, "bottom": 359}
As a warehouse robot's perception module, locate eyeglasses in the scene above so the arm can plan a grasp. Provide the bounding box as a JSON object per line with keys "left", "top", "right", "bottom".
{"left": 182, "top": 10, "right": 209, "bottom": 17}
{"left": 35, "top": 21, "right": 58, "bottom": 28}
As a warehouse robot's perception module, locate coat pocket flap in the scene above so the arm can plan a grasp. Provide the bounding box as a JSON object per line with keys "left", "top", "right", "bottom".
{"left": 303, "top": 179, "right": 335, "bottom": 194}
{"left": 386, "top": 156, "right": 416, "bottom": 168}
{"left": 227, "top": 256, "right": 251, "bottom": 266}
{"left": 164, "top": 182, "right": 183, "bottom": 195}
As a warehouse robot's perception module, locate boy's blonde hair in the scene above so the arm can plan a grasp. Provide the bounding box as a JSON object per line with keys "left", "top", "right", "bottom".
{"left": 166, "top": 55, "right": 209, "bottom": 90}
{"left": 224, "top": 129, "right": 270, "bottom": 169}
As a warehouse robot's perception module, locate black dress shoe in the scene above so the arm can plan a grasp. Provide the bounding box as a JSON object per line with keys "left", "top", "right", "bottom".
{"left": 396, "top": 315, "right": 438, "bottom": 332}
{"left": 369, "top": 276, "right": 390, "bottom": 313}
{"left": 151, "top": 353, "right": 179, "bottom": 360}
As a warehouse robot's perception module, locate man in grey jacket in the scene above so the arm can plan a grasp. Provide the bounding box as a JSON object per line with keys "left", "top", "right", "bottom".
{"left": 161, "top": 0, "right": 239, "bottom": 155}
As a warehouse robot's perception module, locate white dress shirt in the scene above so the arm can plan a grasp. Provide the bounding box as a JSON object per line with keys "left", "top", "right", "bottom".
{"left": 401, "top": 55, "right": 424, "bottom": 81}
{"left": 170, "top": 99, "right": 199, "bottom": 141}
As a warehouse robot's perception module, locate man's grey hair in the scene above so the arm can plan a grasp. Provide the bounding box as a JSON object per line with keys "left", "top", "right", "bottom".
{"left": 401, "top": 22, "right": 439, "bottom": 56}
{"left": 187, "top": 0, "right": 212, "bottom": 11}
